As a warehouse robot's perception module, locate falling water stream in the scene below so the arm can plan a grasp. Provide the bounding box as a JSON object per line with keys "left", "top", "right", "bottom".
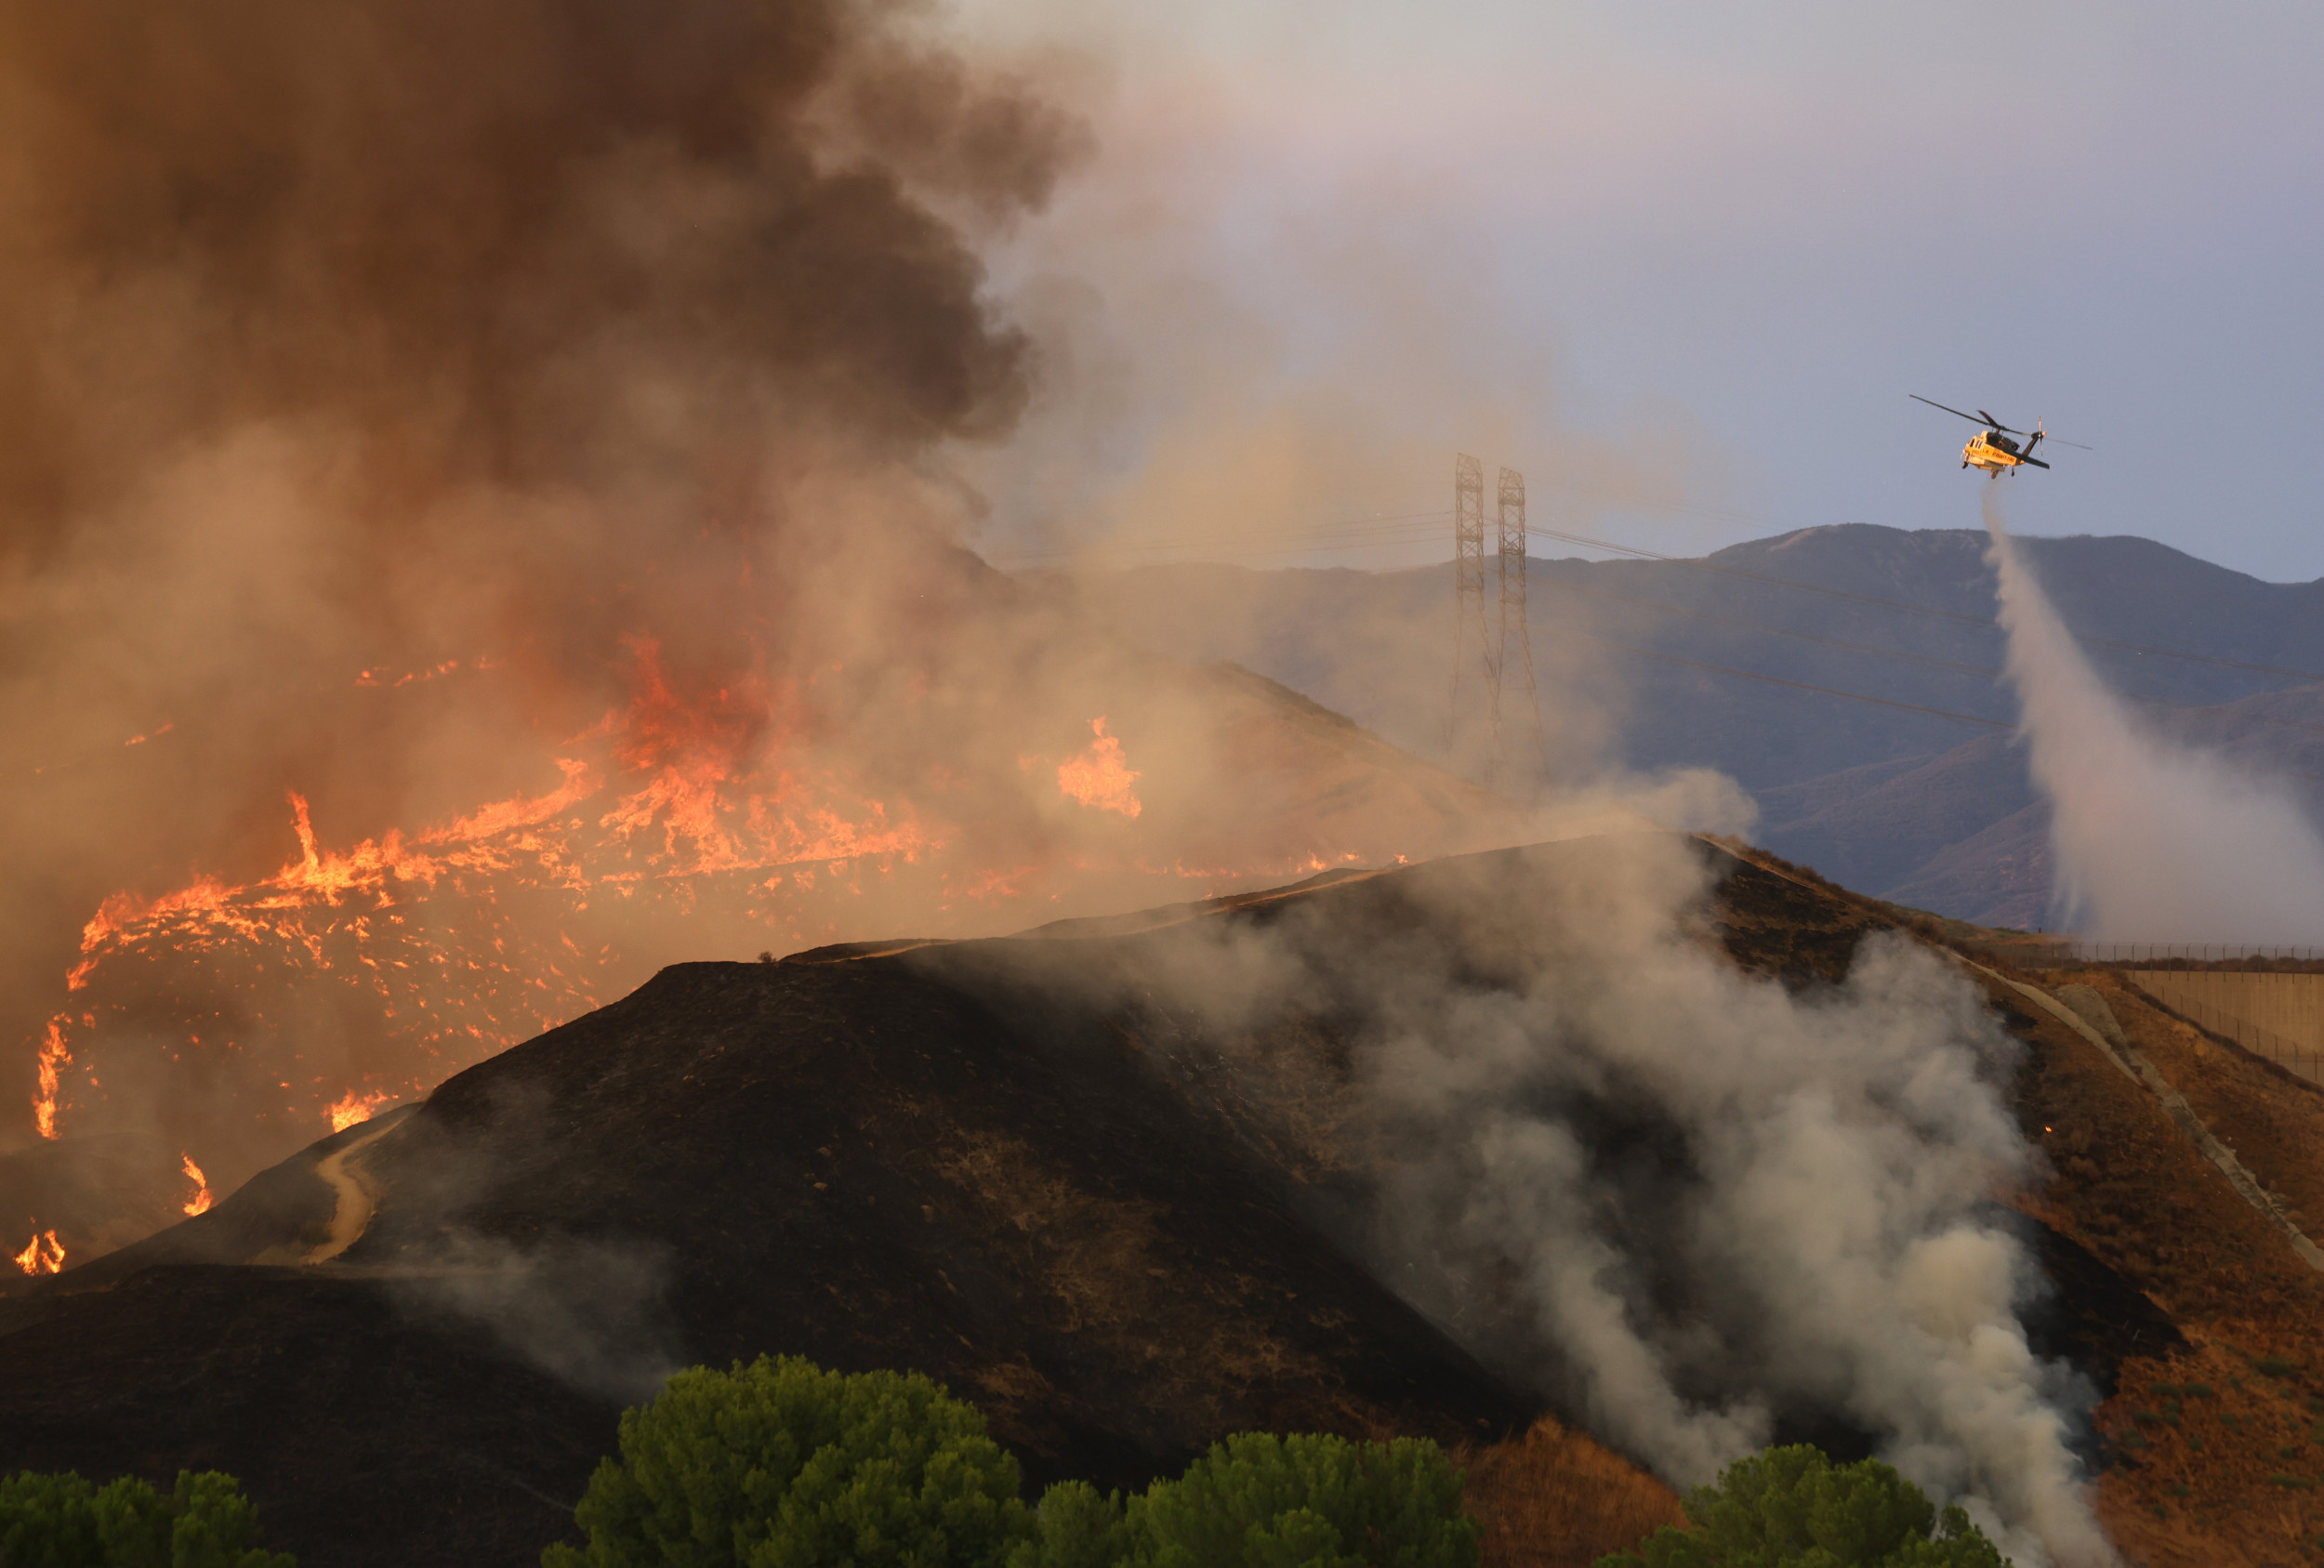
{"left": 1982, "top": 482, "right": 2324, "bottom": 942}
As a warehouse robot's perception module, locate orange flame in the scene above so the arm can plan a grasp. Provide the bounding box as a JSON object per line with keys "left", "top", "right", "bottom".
{"left": 1056, "top": 718, "right": 1142, "bottom": 818}
{"left": 31, "top": 1016, "right": 69, "bottom": 1140}
{"left": 326, "top": 1089, "right": 390, "bottom": 1133}
{"left": 12, "top": 1228, "right": 63, "bottom": 1276}
{"left": 179, "top": 1153, "right": 212, "bottom": 1217}
{"left": 70, "top": 880, "right": 239, "bottom": 992}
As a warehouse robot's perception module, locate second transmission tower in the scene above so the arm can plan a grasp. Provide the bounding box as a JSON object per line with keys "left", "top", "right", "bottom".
{"left": 1496, "top": 466, "right": 1542, "bottom": 782}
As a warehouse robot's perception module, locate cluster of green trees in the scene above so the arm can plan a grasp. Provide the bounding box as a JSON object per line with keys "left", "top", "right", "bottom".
{"left": 1596, "top": 1444, "right": 2012, "bottom": 1568}
{"left": 540, "top": 1355, "right": 1476, "bottom": 1568}
{"left": 541, "top": 1355, "right": 2014, "bottom": 1568}
{"left": 0, "top": 1468, "right": 292, "bottom": 1566}
{"left": 0, "top": 1356, "right": 2018, "bottom": 1567}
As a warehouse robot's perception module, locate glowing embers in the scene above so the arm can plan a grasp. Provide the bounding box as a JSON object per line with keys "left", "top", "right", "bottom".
{"left": 42, "top": 870, "right": 613, "bottom": 1145}
{"left": 327, "top": 1089, "right": 391, "bottom": 1133}
{"left": 11, "top": 1229, "right": 62, "bottom": 1276}
{"left": 30, "top": 639, "right": 944, "bottom": 1145}
{"left": 180, "top": 1153, "right": 212, "bottom": 1217}
{"left": 1056, "top": 718, "right": 1143, "bottom": 818}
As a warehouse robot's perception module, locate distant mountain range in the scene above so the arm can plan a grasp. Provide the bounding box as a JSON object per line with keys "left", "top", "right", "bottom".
{"left": 1047, "top": 526, "right": 2324, "bottom": 927}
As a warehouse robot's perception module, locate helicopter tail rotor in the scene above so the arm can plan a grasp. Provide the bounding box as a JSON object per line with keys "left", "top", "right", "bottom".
{"left": 2035, "top": 417, "right": 2096, "bottom": 452}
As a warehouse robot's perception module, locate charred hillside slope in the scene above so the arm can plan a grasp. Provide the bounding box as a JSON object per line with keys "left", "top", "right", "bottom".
{"left": 0, "top": 836, "right": 2299, "bottom": 1568}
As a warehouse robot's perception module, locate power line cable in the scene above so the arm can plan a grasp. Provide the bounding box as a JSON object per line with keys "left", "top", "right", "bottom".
{"left": 995, "top": 508, "right": 1453, "bottom": 566}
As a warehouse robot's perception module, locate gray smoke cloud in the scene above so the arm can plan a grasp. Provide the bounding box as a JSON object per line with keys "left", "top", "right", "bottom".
{"left": 1026, "top": 834, "right": 2116, "bottom": 1567}
{"left": 1983, "top": 486, "right": 2324, "bottom": 942}
{"left": 391, "top": 1232, "right": 680, "bottom": 1405}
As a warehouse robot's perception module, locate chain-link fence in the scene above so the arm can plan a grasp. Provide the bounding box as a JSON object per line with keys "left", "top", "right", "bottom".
{"left": 2119, "top": 969, "right": 2324, "bottom": 1087}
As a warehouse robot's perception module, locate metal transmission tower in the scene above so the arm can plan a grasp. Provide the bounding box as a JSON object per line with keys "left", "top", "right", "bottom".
{"left": 1496, "top": 467, "right": 1543, "bottom": 782}
{"left": 1446, "top": 455, "right": 1497, "bottom": 757}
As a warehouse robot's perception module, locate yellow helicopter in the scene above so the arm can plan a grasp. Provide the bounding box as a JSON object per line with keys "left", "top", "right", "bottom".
{"left": 1911, "top": 395, "right": 2091, "bottom": 473}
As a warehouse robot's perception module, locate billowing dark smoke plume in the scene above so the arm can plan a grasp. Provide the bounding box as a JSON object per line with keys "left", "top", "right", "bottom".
{"left": 0, "top": 0, "right": 1088, "bottom": 1166}
{"left": 0, "top": 0, "right": 1066, "bottom": 514}
{"left": 0, "top": 0, "right": 1078, "bottom": 810}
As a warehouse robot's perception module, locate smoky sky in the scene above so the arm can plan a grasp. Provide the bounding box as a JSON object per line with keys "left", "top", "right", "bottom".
{"left": 0, "top": 0, "right": 1084, "bottom": 552}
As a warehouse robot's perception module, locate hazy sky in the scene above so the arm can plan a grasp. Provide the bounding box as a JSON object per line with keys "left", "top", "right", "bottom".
{"left": 950, "top": 0, "right": 2324, "bottom": 582}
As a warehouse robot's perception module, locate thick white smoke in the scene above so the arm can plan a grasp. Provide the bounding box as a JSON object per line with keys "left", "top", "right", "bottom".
{"left": 1093, "top": 834, "right": 2116, "bottom": 1567}
{"left": 1983, "top": 487, "right": 2324, "bottom": 942}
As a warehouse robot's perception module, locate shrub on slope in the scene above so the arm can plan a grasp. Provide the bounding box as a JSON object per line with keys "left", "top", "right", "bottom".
{"left": 1596, "top": 1445, "right": 2007, "bottom": 1568}
{"left": 544, "top": 1355, "right": 1028, "bottom": 1568}
{"left": 1019, "top": 1433, "right": 1477, "bottom": 1568}
{"left": 0, "top": 1469, "right": 292, "bottom": 1566}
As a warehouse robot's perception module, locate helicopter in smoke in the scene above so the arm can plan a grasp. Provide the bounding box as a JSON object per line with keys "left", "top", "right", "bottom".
{"left": 1910, "top": 395, "right": 2092, "bottom": 473}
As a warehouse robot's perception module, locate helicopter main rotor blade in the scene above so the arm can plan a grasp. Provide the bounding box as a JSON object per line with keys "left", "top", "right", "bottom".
{"left": 1909, "top": 394, "right": 1993, "bottom": 427}
{"left": 1974, "top": 409, "right": 2028, "bottom": 435}
{"left": 2046, "top": 438, "right": 2094, "bottom": 451}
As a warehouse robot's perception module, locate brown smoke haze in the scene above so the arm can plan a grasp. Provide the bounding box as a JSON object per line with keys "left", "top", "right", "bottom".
{"left": 0, "top": 0, "right": 1066, "bottom": 824}
{"left": 938, "top": 60, "right": 1747, "bottom": 800}
{"left": 957, "top": 86, "right": 1736, "bottom": 567}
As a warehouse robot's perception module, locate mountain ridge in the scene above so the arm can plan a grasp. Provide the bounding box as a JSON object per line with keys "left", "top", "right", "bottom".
{"left": 1052, "top": 525, "right": 2324, "bottom": 923}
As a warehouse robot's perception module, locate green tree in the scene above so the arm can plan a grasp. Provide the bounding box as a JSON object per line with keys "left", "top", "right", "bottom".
{"left": 1110, "top": 1432, "right": 1477, "bottom": 1568}
{"left": 0, "top": 1468, "right": 294, "bottom": 1567}
{"left": 543, "top": 1355, "right": 1032, "bottom": 1568}
{"left": 1009, "top": 1481, "right": 1129, "bottom": 1568}
{"left": 1596, "top": 1444, "right": 2011, "bottom": 1568}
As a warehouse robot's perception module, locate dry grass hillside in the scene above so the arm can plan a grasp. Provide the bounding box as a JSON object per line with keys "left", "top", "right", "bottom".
{"left": 2027, "top": 971, "right": 2324, "bottom": 1567}
{"left": 1459, "top": 1417, "right": 1684, "bottom": 1568}
{"left": 1728, "top": 844, "right": 2324, "bottom": 1568}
